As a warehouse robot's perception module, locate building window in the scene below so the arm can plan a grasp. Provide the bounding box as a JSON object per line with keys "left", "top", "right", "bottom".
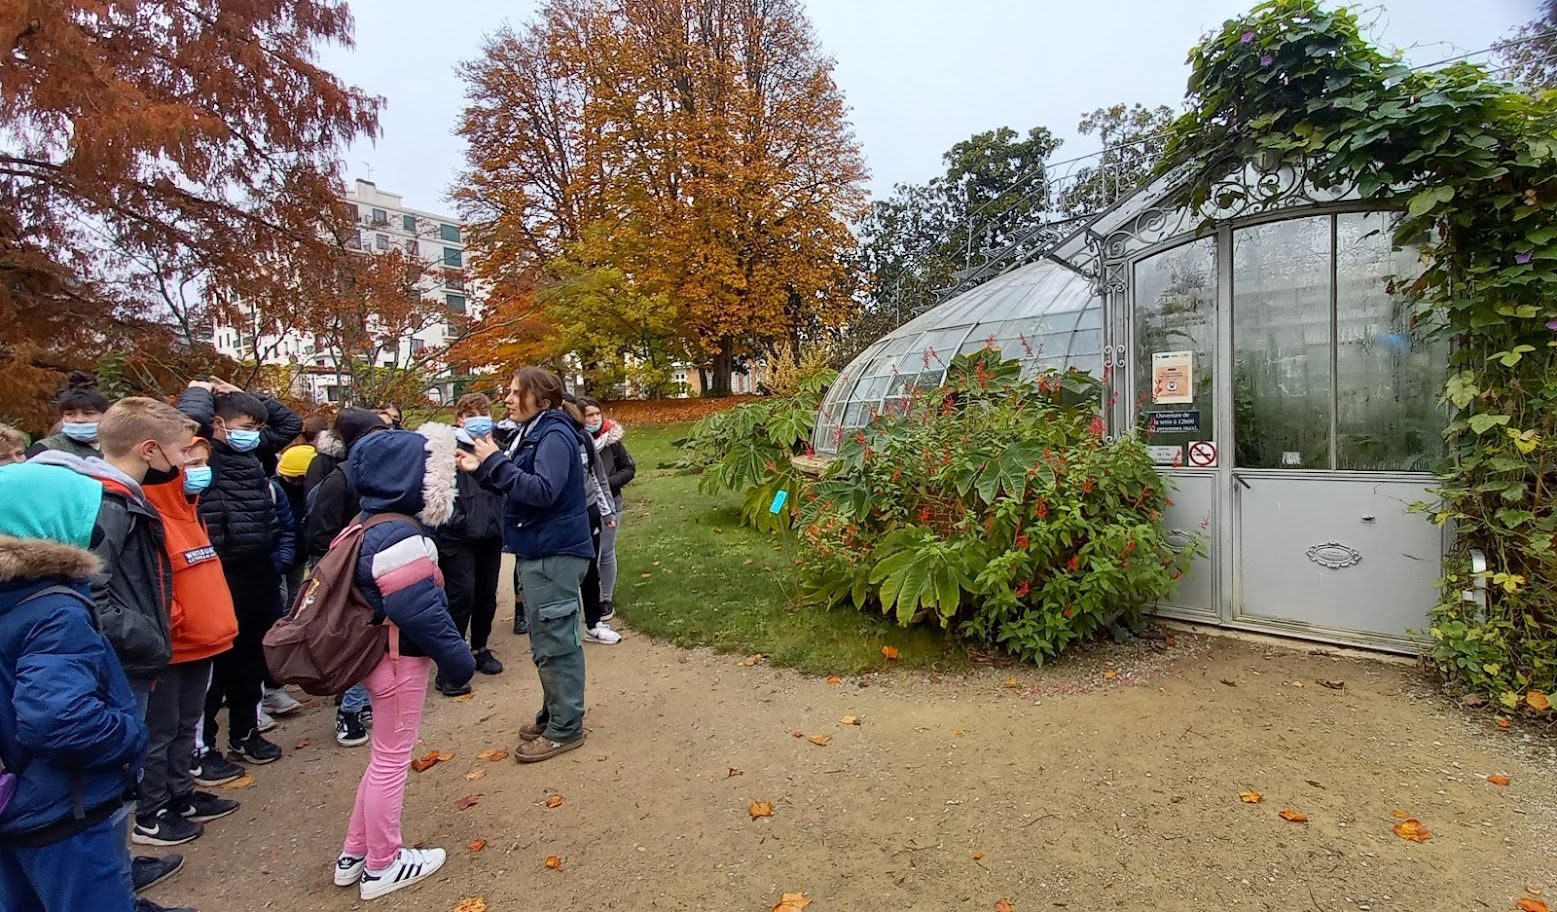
{"left": 348, "top": 229, "right": 362, "bottom": 250}
{"left": 445, "top": 273, "right": 465, "bottom": 291}
{"left": 446, "top": 294, "right": 467, "bottom": 313}
{"left": 375, "top": 233, "right": 389, "bottom": 251}
{"left": 404, "top": 238, "right": 418, "bottom": 255}
{"left": 403, "top": 214, "right": 417, "bottom": 232}
{"left": 371, "top": 208, "right": 388, "bottom": 226}
{"left": 443, "top": 247, "right": 463, "bottom": 268}
{"left": 439, "top": 223, "right": 461, "bottom": 243}
{"left": 410, "top": 338, "right": 426, "bottom": 355}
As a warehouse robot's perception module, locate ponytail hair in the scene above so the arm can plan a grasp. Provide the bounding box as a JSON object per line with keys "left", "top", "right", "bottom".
{"left": 56, "top": 371, "right": 110, "bottom": 415}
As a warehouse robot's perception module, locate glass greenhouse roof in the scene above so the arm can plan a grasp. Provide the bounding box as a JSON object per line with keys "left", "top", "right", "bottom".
{"left": 814, "top": 259, "right": 1100, "bottom": 453}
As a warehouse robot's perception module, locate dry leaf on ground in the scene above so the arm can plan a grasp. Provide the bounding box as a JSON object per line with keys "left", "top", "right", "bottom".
{"left": 545, "top": 855, "right": 564, "bottom": 870}
{"left": 1528, "top": 691, "right": 1551, "bottom": 712}
{"left": 772, "top": 893, "right": 811, "bottom": 912}
{"left": 826, "top": 676, "right": 842, "bottom": 686}
{"left": 841, "top": 715, "right": 861, "bottom": 726}
{"left": 1003, "top": 676, "right": 1020, "bottom": 689}
{"left": 740, "top": 653, "right": 764, "bottom": 667}
{"left": 454, "top": 693, "right": 475, "bottom": 702}
{"left": 1488, "top": 773, "right": 1512, "bottom": 786}
{"left": 1278, "top": 809, "right": 1308, "bottom": 823}
{"left": 749, "top": 800, "right": 773, "bottom": 820}
{"left": 1518, "top": 899, "right": 1550, "bottom": 912}
{"left": 1318, "top": 679, "right": 1345, "bottom": 690}
{"left": 727, "top": 767, "right": 743, "bottom": 778}
{"left": 451, "top": 899, "right": 488, "bottom": 912}
{"left": 411, "top": 751, "right": 444, "bottom": 773}
{"left": 220, "top": 774, "right": 256, "bottom": 791}
{"left": 972, "top": 851, "right": 985, "bottom": 861}
{"left": 881, "top": 645, "right": 900, "bottom": 661}
{"left": 1391, "top": 808, "right": 1411, "bottom": 819}
{"left": 454, "top": 793, "right": 482, "bottom": 811}
{"left": 1239, "top": 791, "right": 1263, "bottom": 804}
{"left": 1103, "top": 670, "right": 1118, "bottom": 681}
{"left": 476, "top": 748, "right": 508, "bottom": 762}
{"left": 808, "top": 733, "right": 831, "bottom": 747}
{"left": 790, "top": 730, "right": 805, "bottom": 738}
{"left": 546, "top": 795, "right": 565, "bottom": 809}
{"left": 1393, "top": 818, "right": 1431, "bottom": 842}
{"left": 294, "top": 738, "right": 310, "bottom": 749}
{"left": 995, "top": 901, "right": 1014, "bottom": 912}
{"left": 468, "top": 838, "right": 487, "bottom": 853}
{"left": 1497, "top": 718, "right": 1513, "bottom": 729}
{"left": 465, "top": 769, "right": 486, "bottom": 781}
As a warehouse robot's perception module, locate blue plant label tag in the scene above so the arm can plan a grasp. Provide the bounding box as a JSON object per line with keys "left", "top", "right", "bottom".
{"left": 769, "top": 489, "right": 789, "bottom": 514}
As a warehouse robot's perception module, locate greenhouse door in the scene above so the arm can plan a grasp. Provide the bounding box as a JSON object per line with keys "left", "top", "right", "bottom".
{"left": 1227, "top": 213, "right": 1446, "bottom": 651}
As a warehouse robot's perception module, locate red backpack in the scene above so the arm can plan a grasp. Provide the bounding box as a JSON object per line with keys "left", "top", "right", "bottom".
{"left": 263, "top": 513, "right": 409, "bottom": 695}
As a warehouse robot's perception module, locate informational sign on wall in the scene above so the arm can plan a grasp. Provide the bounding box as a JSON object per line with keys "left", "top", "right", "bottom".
{"left": 1147, "top": 445, "right": 1184, "bottom": 467}
{"left": 1187, "top": 440, "right": 1219, "bottom": 468}
{"left": 1145, "top": 410, "right": 1201, "bottom": 435}
{"left": 1151, "top": 350, "right": 1195, "bottom": 405}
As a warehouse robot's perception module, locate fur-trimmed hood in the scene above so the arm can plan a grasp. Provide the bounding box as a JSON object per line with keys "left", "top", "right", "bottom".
{"left": 314, "top": 429, "right": 347, "bottom": 460}
{"left": 348, "top": 424, "right": 458, "bottom": 528}
{"left": 0, "top": 534, "right": 101, "bottom": 586}
{"left": 591, "top": 419, "right": 625, "bottom": 451}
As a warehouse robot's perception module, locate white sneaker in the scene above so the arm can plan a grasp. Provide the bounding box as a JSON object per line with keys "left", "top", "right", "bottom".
{"left": 334, "top": 853, "right": 366, "bottom": 887}
{"left": 256, "top": 708, "right": 277, "bottom": 733}
{"left": 359, "top": 847, "right": 446, "bottom": 900}
{"left": 262, "top": 687, "right": 304, "bottom": 716}
{"left": 584, "top": 623, "right": 622, "bottom": 645}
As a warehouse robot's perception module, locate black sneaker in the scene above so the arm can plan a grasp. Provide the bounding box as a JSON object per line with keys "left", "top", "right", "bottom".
{"left": 512, "top": 611, "right": 529, "bottom": 635}
{"left": 132, "top": 854, "right": 183, "bottom": 893}
{"left": 175, "top": 790, "right": 240, "bottom": 823}
{"left": 132, "top": 809, "right": 203, "bottom": 847}
{"left": 473, "top": 649, "right": 504, "bottom": 675}
{"left": 435, "top": 675, "right": 472, "bottom": 697}
{"left": 228, "top": 730, "right": 283, "bottom": 765}
{"left": 600, "top": 600, "right": 616, "bottom": 622}
{"left": 336, "top": 709, "right": 369, "bottom": 747}
{"left": 190, "top": 746, "right": 244, "bottom": 786}
{"left": 136, "top": 899, "right": 197, "bottom": 912}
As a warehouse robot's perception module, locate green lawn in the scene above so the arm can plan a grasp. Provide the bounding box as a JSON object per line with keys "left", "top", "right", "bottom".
{"left": 612, "top": 422, "right": 969, "bottom": 675}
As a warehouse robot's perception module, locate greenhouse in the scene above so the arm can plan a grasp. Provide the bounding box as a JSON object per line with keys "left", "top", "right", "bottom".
{"left": 817, "top": 159, "right": 1449, "bottom": 653}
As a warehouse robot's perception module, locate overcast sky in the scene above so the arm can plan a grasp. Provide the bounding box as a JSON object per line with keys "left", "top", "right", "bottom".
{"left": 317, "top": 0, "right": 1538, "bottom": 216}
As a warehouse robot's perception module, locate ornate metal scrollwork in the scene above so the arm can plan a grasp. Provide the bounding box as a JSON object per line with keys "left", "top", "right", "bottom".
{"left": 1306, "top": 541, "right": 1363, "bottom": 570}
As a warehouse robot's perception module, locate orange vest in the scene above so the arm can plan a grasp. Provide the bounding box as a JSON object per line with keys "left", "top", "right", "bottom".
{"left": 144, "top": 479, "right": 237, "bottom": 664}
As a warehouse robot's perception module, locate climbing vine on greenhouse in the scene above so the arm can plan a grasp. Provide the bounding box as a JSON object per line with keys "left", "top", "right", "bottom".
{"left": 1167, "top": 0, "right": 1557, "bottom": 710}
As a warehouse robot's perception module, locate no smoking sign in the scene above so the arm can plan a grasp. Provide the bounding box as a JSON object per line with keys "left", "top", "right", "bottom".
{"left": 1187, "top": 440, "right": 1218, "bottom": 468}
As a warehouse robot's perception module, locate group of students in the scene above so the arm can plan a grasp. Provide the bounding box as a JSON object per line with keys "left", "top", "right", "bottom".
{"left": 0, "top": 365, "right": 635, "bottom": 908}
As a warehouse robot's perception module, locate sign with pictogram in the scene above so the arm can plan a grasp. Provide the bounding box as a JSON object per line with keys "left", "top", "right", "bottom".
{"left": 1187, "top": 440, "right": 1218, "bottom": 468}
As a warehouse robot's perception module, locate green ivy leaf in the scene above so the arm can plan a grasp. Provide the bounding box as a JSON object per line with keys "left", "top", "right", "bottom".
{"left": 1406, "top": 185, "right": 1455, "bottom": 217}
{"left": 1467, "top": 413, "right": 1511, "bottom": 434}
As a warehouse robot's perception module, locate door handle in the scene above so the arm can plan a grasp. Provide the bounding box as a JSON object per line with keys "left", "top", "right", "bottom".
{"left": 1234, "top": 475, "right": 1252, "bottom": 490}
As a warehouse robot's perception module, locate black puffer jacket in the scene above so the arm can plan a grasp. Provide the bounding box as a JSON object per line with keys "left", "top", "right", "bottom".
{"left": 592, "top": 421, "right": 637, "bottom": 498}
{"left": 438, "top": 441, "right": 502, "bottom": 543}
{"left": 178, "top": 387, "right": 302, "bottom": 558}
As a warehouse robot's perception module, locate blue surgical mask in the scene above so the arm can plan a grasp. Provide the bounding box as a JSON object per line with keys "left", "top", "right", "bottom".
{"left": 584, "top": 421, "right": 603, "bottom": 435}
{"left": 62, "top": 421, "right": 99, "bottom": 443}
{"left": 226, "top": 429, "right": 262, "bottom": 452}
{"left": 182, "top": 465, "right": 213, "bottom": 495}
{"left": 463, "top": 416, "right": 493, "bottom": 438}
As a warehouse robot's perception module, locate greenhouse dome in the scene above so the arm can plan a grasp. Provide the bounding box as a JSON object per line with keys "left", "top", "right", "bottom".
{"left": 813, "top": 259, "right": 1099, "bottom": 453}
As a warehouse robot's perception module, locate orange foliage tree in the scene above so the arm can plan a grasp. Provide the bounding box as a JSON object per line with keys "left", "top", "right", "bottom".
{"left": 0, "top": 0, "right": 379, "bottom": 428}
{"left": 455, "top": 0, "right": 867, "bottom": 396}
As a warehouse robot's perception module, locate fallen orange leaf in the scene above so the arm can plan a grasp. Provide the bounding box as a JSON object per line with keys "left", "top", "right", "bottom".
{"left": 841, "top": 715, "right": 861, "bottom": 726}
{"left": 435, "top": 751, "right": 454, "bottom": 762}
{"left": 1391, "top": 808, "right": 1411, "bottom": 819}
{"left": 1488, "top": 773, "right": 1512, "bottom": 786}
{"left": 411, "top": 750, "right": 444, "bottom": 773}
{"left": 1497, "top": 717, "right": 1512, "bottom": 729}
{"left": 808, "top": 733, "right": 831, "bottom": 747}
{"left": 740, "top": 653, "right": 764, "bottom": 667}
{"left": 468, "top": 838, "right": 487, "bottom": 853}
{"left": 544, "top": 855, "right": 564, "bottom": 870}
{"left": 790, "top": 730, "right": 805, "bottom": 738}
{"left": 476, "top": 748, "right": 508, "bottom": 762}
{"left": 1392, "top": 818, "right": 1431, "bottom": 842}
{"left": 454, "top": 693, "right": 476, "bottom": 703}
{"left": 452, "top": 899, "right": 488, "bottom": 912}
{"left": 727, "top": 767, "right": 743, "bottom": 778}
{"left": 465, "top": 769, "right": 486, "bottom": 781}
{"left": 1239, "top": 791, "right": 1263, "bottom": 804}
{"left": 826, "top": 676, "right": 842, "bottom": 686}
{"left": 294, "top": 738, "right": 310, "bottom": 749}
{"left": 1518, "top": 899, "right": 1550, "bottom": 912}
{"left": 1528, "top": 691, "right": 1551, "bottom": 712}
{"left": 772, "top": 893, "right": 811, "bottom": 912}
{"left": 882, "top": 645, "right": 900, "bottom": 661}
{"left": 749, "top": 800, "right": 773, "bottom": 820}
{"left": 972, "top": 851, "right": 985, "bottom": 861}
{"left": 1103, "top": 669, "right": 1118, "bottom": 681}
{"left": 546, "top": 795, "right": 565, "bottom": 809}
{"left": 953, "top": 728, "right": 965, "bottom": 737}
{"left": 995, "top": 901, "right": 1014, "bottom": 912}
{"left": 454, "top": 793, "right": 482, "bottom": 811}
{"left": 220, "top": 774, "right": 255, "bottom": 791}
{"left": 1278, "top": 809, "right": 1308, "bottom": 823}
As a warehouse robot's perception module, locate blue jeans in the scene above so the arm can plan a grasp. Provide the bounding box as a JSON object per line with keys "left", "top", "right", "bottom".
{"left": 341, "top": 683, "right": 370, "bottom": 714}
{"left": 0, "top": 805, "right": 134, "bottom": 912}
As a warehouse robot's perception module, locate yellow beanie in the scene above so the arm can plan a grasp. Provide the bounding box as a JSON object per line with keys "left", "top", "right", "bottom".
{"left": 277, "top": 444, "right": 317, "bottom": 479}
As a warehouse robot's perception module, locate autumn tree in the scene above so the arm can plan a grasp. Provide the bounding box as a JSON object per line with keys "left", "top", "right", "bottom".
{"left": 0, "top": 1, "right": 378, "bottom": 427}
{"left": 456, "top": 0, "right": 867, "bottom": 396}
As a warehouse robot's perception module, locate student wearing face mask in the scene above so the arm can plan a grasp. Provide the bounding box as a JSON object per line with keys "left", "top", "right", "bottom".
{"left": 0, "top": 424, "right": 26, "bottom": 466}
{"left": 26, "top": 371, "right": 110, "bottom": 459}
{"left": 139, "top": 439, "right": 240, "bottom": 848}
{"left": 177, "top": 379, "right": 302, "bottom": 768}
